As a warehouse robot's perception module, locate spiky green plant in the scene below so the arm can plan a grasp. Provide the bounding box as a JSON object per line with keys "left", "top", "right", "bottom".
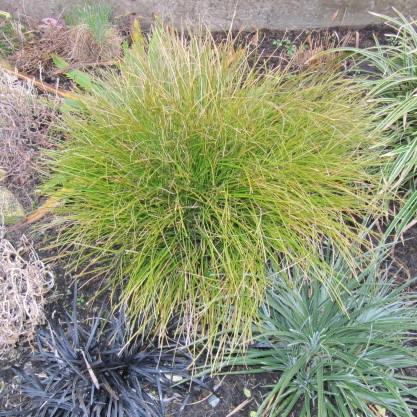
{"left": 340, "top": 10, "right": 417, "bottom": 235}
{"left": 43, "top": 25, "right": 384, "bottom": 354}
{"left": 221, "top": 252, "right": 417, "bottom": 417}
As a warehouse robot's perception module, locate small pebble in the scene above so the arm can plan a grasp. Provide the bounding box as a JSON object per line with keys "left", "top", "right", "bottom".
{"left": 0, "top": 186, "right": 25, "bottom": 225}
{"left": 208, "top": 394, "right": 220, "bottom": 408}
{"left": 244, "top": 387, "right": 252, "bottom": 398}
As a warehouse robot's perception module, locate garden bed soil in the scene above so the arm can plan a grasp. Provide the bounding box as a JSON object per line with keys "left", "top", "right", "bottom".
{"left": 215, "top": 24, "right": 390, "bottom": 61}
{"left": 0, "top": 23, "right": 411, "bottom": 417}
{"left": 392, "top": 225, "right": 417, "bottom": 281}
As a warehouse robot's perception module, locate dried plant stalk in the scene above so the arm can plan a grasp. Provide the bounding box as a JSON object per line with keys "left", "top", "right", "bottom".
{"left": 0, "top": 69, "right": 57, "bottom": 205}
{"left": 291, "top": 31, "right": 354, "bottom": 69}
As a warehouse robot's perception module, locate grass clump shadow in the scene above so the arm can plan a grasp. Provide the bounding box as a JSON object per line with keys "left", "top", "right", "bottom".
{"left": 42, "top": 23, "right": 387, "bottom": 359}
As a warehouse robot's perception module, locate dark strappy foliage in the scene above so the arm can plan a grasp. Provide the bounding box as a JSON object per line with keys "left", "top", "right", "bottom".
{"left": 1, "top": 293, "right": 209, "bottom": 417}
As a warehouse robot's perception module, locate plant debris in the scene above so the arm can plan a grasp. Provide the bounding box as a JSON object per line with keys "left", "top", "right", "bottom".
{"left": 0, "top": 69, "right": 57, "bottom": 207}
{"left": 11, "top": 20, "right": 121, "bottom": 76}
{"left": 0, "top": 229, "right": 53, "bottom": 360}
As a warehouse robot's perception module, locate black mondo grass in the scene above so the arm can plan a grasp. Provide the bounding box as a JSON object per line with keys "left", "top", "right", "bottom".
{"left": 221, "top": 253, "right": 417, "bottom": 417}
{"left": 1, "top": 291, "right": 209, "bottom": 417}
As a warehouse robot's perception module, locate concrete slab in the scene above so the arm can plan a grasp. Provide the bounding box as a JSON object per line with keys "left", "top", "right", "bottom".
{"left": 0, "top": 0, "right": 416, "bottom": 30}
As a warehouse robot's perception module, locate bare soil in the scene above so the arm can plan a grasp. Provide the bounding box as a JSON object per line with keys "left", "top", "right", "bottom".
{"left": 391, "top": 225, "right": 417, "bottom": 281}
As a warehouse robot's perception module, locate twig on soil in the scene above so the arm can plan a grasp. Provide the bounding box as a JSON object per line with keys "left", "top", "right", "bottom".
{"left": 11, "top": 196, "right": 60, "bottom": 230}
{"left": 81, "top": 350, "right": 100, "bottom": 390}
{"left": 225, "top": 398, "right": 253, "bottom": 417}
{"left": 0, "top": 64, "right": 73, "bottom": 98}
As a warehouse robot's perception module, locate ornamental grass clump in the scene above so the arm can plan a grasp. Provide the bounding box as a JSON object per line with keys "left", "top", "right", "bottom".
{"left": 223, "top": 253, "right": 417, "bottom": 417}
{"left": 65, "top": 2, "right": 113, "bottom": 45}
{"left": 43, "top": 25, "right": 384, "bottom": 353}
{"left": 340, "top": 11, "right": 417, "bottom": 234}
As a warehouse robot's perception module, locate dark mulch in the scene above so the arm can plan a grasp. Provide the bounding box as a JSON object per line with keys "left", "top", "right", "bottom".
{"left": 211, "top": 24, "right": 391, "bottom": 69}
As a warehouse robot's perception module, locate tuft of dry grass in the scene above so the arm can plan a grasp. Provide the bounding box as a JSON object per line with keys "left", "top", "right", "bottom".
{"left": 291, "top": 31, "right": 354, "bottom": 69}
{"left": 11, "top": 22, "right": 122, "bottom": 75}
{"left": 0, "top": 229, "right": 53, "bottom": 360}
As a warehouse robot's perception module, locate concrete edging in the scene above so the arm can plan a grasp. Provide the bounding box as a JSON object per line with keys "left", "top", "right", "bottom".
{"left": 0, "top": 0, "right": 416, "bottom": 30}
